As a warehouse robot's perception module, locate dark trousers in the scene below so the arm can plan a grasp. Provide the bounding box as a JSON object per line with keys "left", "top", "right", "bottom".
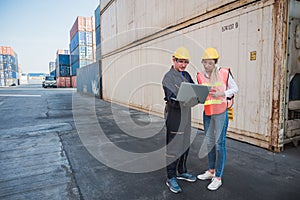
{"left": 165, "top": 103, "right": 191, "bottom": 179}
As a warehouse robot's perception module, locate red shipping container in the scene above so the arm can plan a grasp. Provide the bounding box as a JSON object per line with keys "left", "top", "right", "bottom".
{"left": 71, "top": 76, "right": 77, "bottom": 88}
{"left": 0, "top": 46, "right": 15, "bottom": 56}
{"left": 70, "top": 16, "right": 93, "bottom": 40}
{"left": 65, "top": 77, "right": 71, "bottom": 88}
{"left": 57, "top": 77, "right": 66, "bottom": 88}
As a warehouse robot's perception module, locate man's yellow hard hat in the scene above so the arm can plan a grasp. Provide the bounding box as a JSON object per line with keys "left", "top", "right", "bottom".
{"left": 202, "top": 47, "right": 220, "bottom": 60}
{"left": 173, "top": 47, "right": 191, "bottom": 60}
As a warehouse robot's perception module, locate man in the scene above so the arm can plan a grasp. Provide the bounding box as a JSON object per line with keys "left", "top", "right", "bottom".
{"left": 162, "top": 46, "right": 198, "bottom": 193}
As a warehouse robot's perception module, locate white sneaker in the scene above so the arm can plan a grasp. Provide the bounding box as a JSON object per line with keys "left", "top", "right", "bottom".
{"left": 207, "top": 177, "right": 222, "bottom": 190}
{"left": 197, "top": 170, "right": 215, "bottom": 180}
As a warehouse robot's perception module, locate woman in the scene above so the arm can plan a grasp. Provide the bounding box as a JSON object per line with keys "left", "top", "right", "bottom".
{"left": 197, "top": 47, "right": 238, "bottom": 190}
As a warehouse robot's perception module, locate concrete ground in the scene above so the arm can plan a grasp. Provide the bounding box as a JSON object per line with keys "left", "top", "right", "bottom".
{"left": 0, "top": 86, "right": 299, "bottom": 200}
{"left": 63, "top": 93, "right": 300, "bottom": 200}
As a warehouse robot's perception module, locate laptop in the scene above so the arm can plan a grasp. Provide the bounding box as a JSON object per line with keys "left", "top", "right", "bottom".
{"left": 171, "top": 82, "right": 211, "bottom": 104}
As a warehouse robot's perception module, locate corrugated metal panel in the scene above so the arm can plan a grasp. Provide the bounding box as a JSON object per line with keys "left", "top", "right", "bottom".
{"left": 70, "top": 16, "right": 94, "bottom": 40}
{"left": 101, "top": 0, "right": 257, "bottom": 56}
{"left": 284, "top": 0, "right": 300, "bottom": 144}
{"left": 71, "top": 59, "right": 93, "bottom": 76}
{"left": 96, "top": 46, "right": 101, "bottom": 61}
{"left": 71, "top": 45, "right": 94, "bottom": 61}
{"left": 96, "top": 26, "right": 101, "bottom": 46}
{"left": 57, "top": 77, "right": 66, "bottom": 88}
{"left": 95, "top": 5, "right": 100, "bottom": 28}
{"left": 56, "top": 65, "right": 70, "bottom": 77}
{"left": 72, "top": 76, "right": 77, "bottom": 88}
{"left": 100, "top": 0, "right": 112, "bottom": 11}
{"left": 77, "top": 62, "right": 99, "bottom": 97}
{"left": 49, "top": 61, "right": 55, "bottom": 72}
{"left": 0, "top": 46, "right": 15, "bottom": 56}
{"left": 101, "top": 0, "right": 294, "bottom": 151}
{"left": 56, "top": 49, "right": 69, "bottom": 55}
{"left": 57, "top": 54, "right": 70, "bottom": 66}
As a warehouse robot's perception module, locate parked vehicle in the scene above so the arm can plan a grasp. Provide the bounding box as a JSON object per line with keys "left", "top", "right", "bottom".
{"left": 42, "top": 76, "right": 57, "bottom": 88}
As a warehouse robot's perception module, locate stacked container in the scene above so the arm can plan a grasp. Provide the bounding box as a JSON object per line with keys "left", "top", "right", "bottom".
{"left": 95, "top": 5, "right": 101, "bottom": 61}
{"left": 49, "top": 61, "right": 56, "bottom": 77}
{"left": 0, "top": 46, "right": 19, "bottom": 86}
{"left": 100, "top": 0, "right": 300, "bottom": 152}
{"left": 69, "top": 16, "right": 95, "bottom": 88}
{"left": 56, "top": 49, "right": 71, "bottom": 87}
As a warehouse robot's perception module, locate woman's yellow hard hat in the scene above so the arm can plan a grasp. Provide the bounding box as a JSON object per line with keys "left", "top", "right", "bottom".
{"left": 202, "top": 47, "right": 219, "bottom": 59}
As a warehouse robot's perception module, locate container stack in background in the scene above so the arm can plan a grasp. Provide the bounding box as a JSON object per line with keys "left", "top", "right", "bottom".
{"left": 56, "top": 49, "right": 71, "bottom": 88}
{"left": 95, "top": 5, "right": 101, "bottom": 61}
{"left": 49, "top": 61, "right": 56, "bottom": 77}
{"left": 69, "top": 16, "right": 95, "bottom": 88}
{"left": 0, "top": 46, "right": 19, "bottom": 86}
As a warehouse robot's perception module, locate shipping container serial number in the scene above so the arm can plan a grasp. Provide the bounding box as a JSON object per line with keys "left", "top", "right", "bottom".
{"left": 222, "top": 22, "right": 238, "bottom": 32}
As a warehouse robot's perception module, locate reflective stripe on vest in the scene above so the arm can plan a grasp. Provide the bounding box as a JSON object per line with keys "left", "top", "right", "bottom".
{"left": 204, "top": 99, "right": 222, "bottom": 105}
{"left": 197, "top": 68, "right": 230, "bottom": 115}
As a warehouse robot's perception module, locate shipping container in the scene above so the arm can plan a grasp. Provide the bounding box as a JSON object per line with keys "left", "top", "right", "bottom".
{"left": 95, "top": 5, "right": 100, "bottom": 28}
{"left": 57, "top": 77, "right": 66, "bottom": 88}
{"left": 56, "top": 49, "right": 70, "bottom": 55}
{"left": 0, "top": 47, "right": 19, "bottom": 86}
{"left": 72, "top": 76, "right": 77, "bottom": 88}
{"left": 70, "top": 16, "right": 94, "bottom": 40}
{"left": 56, "top": 65, "right": 70, "bottom": 77}
{"left": 56, "top": 54, "right": 70, "bottom": 66}
{"left": 77, "top": 62, "right": 99, "bottom": 96}
{"left": 96, "top": 26, "right": 101, "bottom": 46}
{"left": 57, "top": 76, "right": 72, "bottom": 88}
{"left": 96, "top": 46, "right": 101, "bottom": 61}
{"left": 65, "top": 77, "right": 71, "bottom": 88}
{"left": 70, "top": 31, "right": 93, "bottom": 52}
{"left": 0, "top": 46, "right": 15, "bottom": 56}
{"left": 71, "top": 45, "right": 94, "bottom": 63}
{"left": 55, "top": 54, "right": 70, "bottom": 77}
{"left": 100, "top": 0, "right": 300, "bottom": 152}
{"left": 71, "top": 59, "right": 93, "bottom": 76}
{"left": 49, "top": 61, "right": 55, "bottom": 72}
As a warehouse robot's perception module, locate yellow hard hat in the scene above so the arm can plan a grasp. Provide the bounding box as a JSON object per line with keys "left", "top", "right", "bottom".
{"left": 173, "top": 46, "right": 191, "bottom": 60}
{"left": 202, "top": 47, "right": 219, "bottom": 60}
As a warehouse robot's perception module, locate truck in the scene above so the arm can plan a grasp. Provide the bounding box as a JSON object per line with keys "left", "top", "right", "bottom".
{"left": 42, "top": 76, "right": 57, "bottom": 88}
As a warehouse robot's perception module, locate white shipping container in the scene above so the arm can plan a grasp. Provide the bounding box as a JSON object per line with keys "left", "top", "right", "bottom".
{"left": 101, "top": 0, "right": 300, "bottom": 151}
{"left": 101, "top": 0, "right": 258, "bottom": 56}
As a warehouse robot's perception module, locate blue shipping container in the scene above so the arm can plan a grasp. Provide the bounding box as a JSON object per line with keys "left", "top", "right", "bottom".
{"left": 57, "top": 54, "right": 70, "bottom": 66}
{"left": 71, "top": 59, "right": 94, "bottom": 76}
{"left": 96, "top": 26, "right": 100, "bottom": 46}
{"left": 70, "top": 33, "right": 79, "bottom": 52}
{"left": 70, "top": 31, "right": 93, "bottom": 52}
{"left": 50, "top": 69, "right": 56, "bottom": 77}
{"left": 56, "top": 65, "right": 70, "bottom": 77}
{"left": 12, "top": 71, "right": 18, "bottom": 78}
{"left": 71, "top": 61, "right": 80, "bottom": 76}
{"left": 63, "top": 66, "right": 70, "bottom": 76}
{"left": 95, "top": 5, "right": 100, "bottom": 28}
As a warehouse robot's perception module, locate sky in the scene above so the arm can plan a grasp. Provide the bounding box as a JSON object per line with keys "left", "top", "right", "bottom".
{"left": 0, "top": 0, "right": 99, "bottom": 73}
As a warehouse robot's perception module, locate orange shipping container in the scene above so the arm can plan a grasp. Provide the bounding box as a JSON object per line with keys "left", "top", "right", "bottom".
{"left": 0, "top": 46, "right": 15, "bottom": 56}
{"left": 65, "top": 77, "right": 71, "bottom": 88}
{"left": 72, "top": 76, "right": 77, "bottom": 88}
{"left": 70, "top": 16, "right": 93, "bottom": 40}
{"left": 57, "top": 77, "right": 66, "bottom": 88}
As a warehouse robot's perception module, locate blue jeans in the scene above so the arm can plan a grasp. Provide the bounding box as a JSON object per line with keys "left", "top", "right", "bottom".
{"left": 203, "top": 110, "right": 228, "bottom": 178}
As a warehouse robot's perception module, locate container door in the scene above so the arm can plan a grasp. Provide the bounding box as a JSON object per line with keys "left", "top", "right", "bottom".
{"left": 285, "top": 13, "right": 300, "bottom": 145}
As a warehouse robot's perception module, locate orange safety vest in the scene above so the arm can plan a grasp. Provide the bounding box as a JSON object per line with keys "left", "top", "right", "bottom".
{"left": 197, "top": 68, "right": 232, "bottom": 116}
